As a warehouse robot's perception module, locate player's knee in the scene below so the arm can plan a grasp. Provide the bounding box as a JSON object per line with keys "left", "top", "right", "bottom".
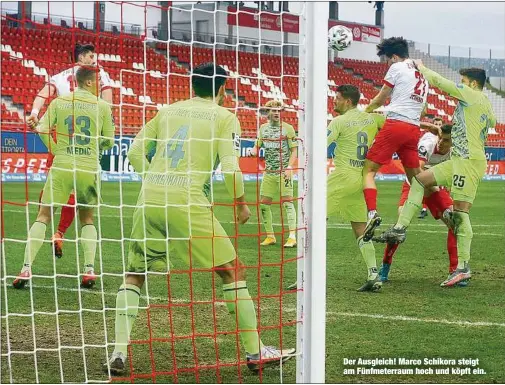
{"left": 125, "top": 273, "right": 145, "bottom": 288}
{"left": 79, "top": 208, "right": 94, "bottom": 225}
{"left": 216, "top": 259, "right": 246, "bottom": 283}
{"left": 36, "top": 205, "right": 52, "bottom": 224}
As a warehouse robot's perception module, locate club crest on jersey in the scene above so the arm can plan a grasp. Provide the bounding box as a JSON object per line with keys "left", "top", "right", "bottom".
{"left": 418, "top": 146, "right": 428, "bottom": 157}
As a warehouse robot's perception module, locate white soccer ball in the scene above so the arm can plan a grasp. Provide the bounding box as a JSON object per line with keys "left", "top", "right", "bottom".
{"left": 328, "top": 25, "right": 353, "bottom": 52}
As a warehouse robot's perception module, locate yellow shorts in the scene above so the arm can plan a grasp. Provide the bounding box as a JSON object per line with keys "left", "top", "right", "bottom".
{"left": 41, "top": 168, "right": 99, "bottom": 206}
{"left": 260, "top": 173, "right": 294, "bottom": 199}
{"left": 127, "top": 193, "right": 236, "bottom": 273}
{"left": 327, "top": 170, "right": 367, "bottom": 223}
{"left": 431, "top": 158, "right": 487, "bottom": 204}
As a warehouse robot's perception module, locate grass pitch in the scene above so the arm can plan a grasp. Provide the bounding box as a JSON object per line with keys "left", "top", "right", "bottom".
{"left": 1, "top": 180, "right": 504, "bottom": 383}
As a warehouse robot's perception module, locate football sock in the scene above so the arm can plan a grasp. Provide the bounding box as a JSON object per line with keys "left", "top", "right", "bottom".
{"left": 395, "top": 177, "right": 424, "bottom": 229}
{"left": 81, "top": 224, "right": 97, "bottom": 272}
{"left": 260, "top": 203, "right": 274, "bottom": 238}
{"left": 22, "top": 221, "right": 47, "bottom": 270}
{"left": 358, "top": 236, "right": 377, "bottom": 279}
{"left": 453, "top": 211, "right": 472, "bottom": 269}
{"left": 447, "top": 229, "right": 458, "bottom": 273}
{"left": 58, "top": 193, "right": 76, "bottom": 234}
{"left": 113, "top": 283, "right": 141, "bottom": 356}
{"left": 363, "top": 188, "right": 377, "bottom": 212}
{"left": 383, "top": 243, "right": 399, "bottom": 265}
{"left": 223, "top": 281, "right": 263, "bottom": 355}
{"left": 283, "top": 201, "right": 296, "bottom": 238}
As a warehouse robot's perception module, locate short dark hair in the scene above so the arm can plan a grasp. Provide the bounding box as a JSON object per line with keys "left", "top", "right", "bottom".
{"left": 441, "top": 124, "right": 452, "bottom": 135}
{"left": 76, "top": 66, "right": 98, "bottom": 87}
{"left": 192, "top": 63, "right": 227, "bottom": 98}
{"left": 459, "top": 68, "right": 486, "bottom": 89}
{"left": 376, "top": 37, "right": 409, "bottom": 59}
{"left": 433, "top": 117, "right": 443, "bottom": 123}
{"left": 336, "top": 84, "right": 361, "bottom": 106}
{"left": 74, "top": 43, "right": 95, "bottom": 62}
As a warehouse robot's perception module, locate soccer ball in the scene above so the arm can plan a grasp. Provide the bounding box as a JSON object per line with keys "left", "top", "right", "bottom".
{"left": 328, "top": 25, "right": 353, "bottom": 51}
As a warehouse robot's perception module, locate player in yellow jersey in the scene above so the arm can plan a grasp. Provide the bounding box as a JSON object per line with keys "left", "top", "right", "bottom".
{"left": 249, "top": 100, "right": 298, "bottom": 248}
{"left": 104, "top": 63, "right": 294, "bottom": 376}
{"left": 326, "top": 85, "right": 386, "bottom": 292}
{"left": 13, "top": 66, "right": 115, "bottom": 289}
{"left": 375, "top": 65, "right": 496, "bottom": 287}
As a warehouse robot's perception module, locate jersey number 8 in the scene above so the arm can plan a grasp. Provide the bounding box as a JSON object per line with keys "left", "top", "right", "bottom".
{"left": 356, "top": 132, "right": 369, "bottom": 160}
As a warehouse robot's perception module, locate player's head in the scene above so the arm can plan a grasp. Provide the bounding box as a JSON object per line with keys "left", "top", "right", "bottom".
{"left": 459, "top": 68, "right": 486, "bottom": 90}
{"left": 376, "top": 37, "right": 409, "bottom": 65}
{"left": 76, "top": 66, "right": 99, "bottom": 96}
{"left": 334, "top": 84, "right": 360, "bottom": 114}
{"left": 438, "top": 124, "right": 453, "bottom": 154}
{"left": 433, "top": 117, "right": 444, "bottom": 128}
{"left": 74, "top": 44, "right": 96, "bottom": 65}
{"left": 264, "top": 100, "right": 283, "bottom": 123}
{"left": 192, "top": 63, "right": 228, "bottom": 105}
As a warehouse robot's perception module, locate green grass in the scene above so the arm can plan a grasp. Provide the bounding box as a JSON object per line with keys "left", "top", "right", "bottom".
{"left": 1, "top": 180, "right": 504, "bottom": 383}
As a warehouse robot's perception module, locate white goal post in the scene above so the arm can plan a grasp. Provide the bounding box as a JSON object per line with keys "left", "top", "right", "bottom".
{"left": 296, "top": 2, "right": 329, "bottom": 383}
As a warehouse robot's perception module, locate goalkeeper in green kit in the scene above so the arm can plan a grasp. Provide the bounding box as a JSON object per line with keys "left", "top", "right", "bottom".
{"left": 103, "top": 63, "right": 294, "bottom": 376}
{"left": 13, "top": 66, "right": 115, "bottom": 289}
{"left": 375, "top": 64, "right": 496, "bottom": 287}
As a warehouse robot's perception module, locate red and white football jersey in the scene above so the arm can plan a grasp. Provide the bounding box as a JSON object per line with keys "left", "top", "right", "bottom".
{"left": 49, "top": 65, "right": 113, "bottom": 96}
{"left": 383, "top": 59, "right": 429, "bottom": 126}
{"left": 418, "top": 132, "right": 450, "bottom": 168}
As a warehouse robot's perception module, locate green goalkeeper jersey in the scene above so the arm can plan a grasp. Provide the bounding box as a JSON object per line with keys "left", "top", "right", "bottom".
{"left": 327, "top": 108, "right": 385, "bottom": 173}
{"left": 419, "top": 66, "right": 496, "bottom": 161}
{"left": 37, "top": 88, "right": 115, "bottom": 170}
{"left": 256, "top": 121, "right": 297, "bottom": 174}
{"left": 127, "top": 97, "right": 242, "bottom": 203}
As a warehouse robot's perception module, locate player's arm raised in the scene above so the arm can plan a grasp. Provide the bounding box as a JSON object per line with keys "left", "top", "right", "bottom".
{"left": 366, "top": 84, "right": 392, "bottom": 113}
{"left": 413, "top": 60, "right": 474, "bottom": 102}
{"left": 27, "top": 83, "right": 57, "bottom": 128}
{"left": 420, "top": 121, "right": 442, "bottom": 137}
{"left": 127, "top": 113, "right": 159, "bottom": 175}
{"left": 218, "top": 114, "right": 249, "bottom": 224}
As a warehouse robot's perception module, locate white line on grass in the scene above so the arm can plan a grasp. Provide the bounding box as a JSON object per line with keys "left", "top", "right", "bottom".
{"left": 15, "top": 284, "right": 505, "bottom": 328}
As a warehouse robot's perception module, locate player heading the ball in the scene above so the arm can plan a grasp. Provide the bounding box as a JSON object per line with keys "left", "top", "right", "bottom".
{"left": 103, "top": 62, "right": 295, "bottom": 376}
{"left": 13, "top": 66, "right": 115, "bottom": 290}
{"left": 362, "top": 37, "right": 438, "bottom": 242}
{"left": 375, "top": 65, "right": 496, "bottom": 288}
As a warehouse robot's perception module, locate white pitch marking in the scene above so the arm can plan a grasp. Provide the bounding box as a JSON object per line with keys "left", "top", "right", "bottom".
{"left": 7, "top": 284, "right": 505, "bottom": 328}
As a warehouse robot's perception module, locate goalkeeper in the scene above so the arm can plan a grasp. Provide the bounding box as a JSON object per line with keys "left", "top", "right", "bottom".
{"left": 104, "top": 63, "right": 294, "bottom": 376}
{"left": 13, "top": 66, "right": 115, "bottom": 289}
{"left": 249, "top": 100, "right": 298, "bottom": 248}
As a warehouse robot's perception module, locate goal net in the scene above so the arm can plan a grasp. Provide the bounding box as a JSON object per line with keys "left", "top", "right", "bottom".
{"left": 1, "top": 2, "right": 327, "bottom": 383}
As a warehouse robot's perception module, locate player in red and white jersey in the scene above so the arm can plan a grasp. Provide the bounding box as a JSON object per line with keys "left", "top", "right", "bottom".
{"left": 379, "top": 124, "right": 465, "bottom": 285}
{"left": 417, "top": 117, "right": 444, "bottom": 218}
{"left": 26, "top": 43, "right": 113, "bottom": 258}
{"left": 361, "top": 36, "right": 439, "bottom": 242}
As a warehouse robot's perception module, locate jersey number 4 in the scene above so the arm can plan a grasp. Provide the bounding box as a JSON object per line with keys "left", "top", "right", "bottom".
{"left": 65, "top": 115, "right": 91, "bottom": 145}
{"left": 164, "top": 125, "right": 189, "bottom": 168}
